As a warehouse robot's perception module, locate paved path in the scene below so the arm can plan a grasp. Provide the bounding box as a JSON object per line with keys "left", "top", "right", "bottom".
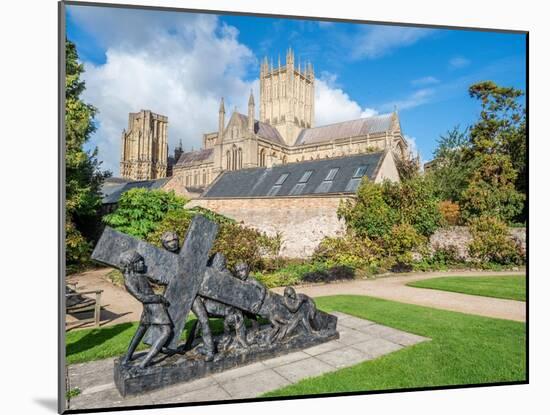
{"left": 66, "top": 312, "right": 429, "bottom": 410}
{"left": 274, "top": 270, "right": 526, "bottom": 322}
{"left": 66, "top": 269, "right": 142, "bottom": 329}
{"left": 66, "top": 268, "right": 526, "bottom": 330}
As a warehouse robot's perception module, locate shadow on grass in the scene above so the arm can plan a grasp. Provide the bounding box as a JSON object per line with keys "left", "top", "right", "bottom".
{"left": 67, "top": 322, "right": 134, "bottom": 358}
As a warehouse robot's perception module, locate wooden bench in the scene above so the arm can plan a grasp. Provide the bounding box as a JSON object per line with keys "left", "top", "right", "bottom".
{"left": 66, "top": 284, "right": 103, "bottom": 329}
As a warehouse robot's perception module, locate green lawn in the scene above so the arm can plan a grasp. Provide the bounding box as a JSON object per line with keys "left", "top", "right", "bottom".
{"left": 263, "top": 295, "right": 525, "bottom": 397}
{"left": 66, "top": 317, "right": 225, "bottom": 365}
{"left": 406, "top": 275, "right": 526, "bottom": 301}
{"left": 66, "top": 295, "right": 526, "bottom": 395}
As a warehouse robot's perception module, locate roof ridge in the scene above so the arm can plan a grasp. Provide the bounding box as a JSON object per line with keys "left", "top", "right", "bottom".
{"left": 303, "top": 112, "right": 392, "bottom": 131}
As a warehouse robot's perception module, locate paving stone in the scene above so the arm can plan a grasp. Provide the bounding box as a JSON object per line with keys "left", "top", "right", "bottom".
{"left": 261, "top": 351, "right": 311, "bottom": 368}
{"left": 273, "top": 357, "right": 335, "bottom": 383}
{"left": 69, "top": 367, "right": 113, "bottom": 391}
{"left": 145, "top": 376, "right": 218, "bottom": 402}
{"left": 351, "top": 338, "right": 403, "bottom": 359}
{"left": 155, "top": 384, "right": 231, "bottom": 404}
{"left": 315, "top": 346, "right": 369, "bottom": 368}
{"left": 211, "top": 361, "right": 267, "bottom": 383}
{"left": 302, "top": 339, "right": 346, "bottom": 356}
{"left": 337, "top": 328, "right": 376, "bottom": 346}
{"left": 329, "top": 311, "right": 352, "bottom": 320}
{"left": 81, "top": 382, "right": 115, "bottom": 396}
{"left": 220, "top": 369, "right": 290, "bottom": 399}
{"left": 338, "top": 317, "right": 377, "bottom": 330}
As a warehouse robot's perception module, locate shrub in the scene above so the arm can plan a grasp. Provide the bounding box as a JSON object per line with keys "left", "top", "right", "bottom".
{"left": 468, "top": 216, "right": 524, "bottom": 265}
{"left": 439, "top": 201, "right": 461, "bottom": 226}
{"left": 460, "top": 154, "right": 525, "bottom": 223}
{"left": 338, "top": 179, "right": 395, "bottom": 239}
{"left": 338, "top": 176, "right": 443, "bottom": 240}
{"left": 103, "top": 188, "right": 188, "bottom": 239}
{"left": 381, "top": 176, "right": 443, "bottom": 237}
{"left": 147, "top": 208, "right": 280, "bottom": 271}
{"left": 383, "top": 224, "right": 428, "bottom": 270}
{"left": 312, "top": 234, "right": 385, "bottom": 271}
{"left": 253, "top": 262, "right": 329, "bottom": 288}
{"left": 66, "top": 219, "right": 91, "bottom": 274}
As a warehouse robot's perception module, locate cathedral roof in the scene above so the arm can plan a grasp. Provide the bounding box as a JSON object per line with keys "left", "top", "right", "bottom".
{"left": 294, "top": 113, "right": 395, "bottom": 146}
{"left": 175, "top": 148, "right": 214, "bottom": 167}
{"left": 234, "top": 113, "right": 286, "bottom": 145}
{"left": 201, "top": 151, "right": 387, "bottom": 199}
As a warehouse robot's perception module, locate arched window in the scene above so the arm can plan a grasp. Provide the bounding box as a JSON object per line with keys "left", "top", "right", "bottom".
{"left": 259, "top": 149, "right": 266, "bottom": 167}
{"left": 232, "top": 146, "right": 237, "bottom": 171}
{"left": 238, "top": 148, "right": 243, "bottom": 169}
{"left": 282, "top": 156, "right": 287, "bottom": 165}
{"left": 202, "top": 170, "right": 206, "bottom": 184}
{"left": 226, "top": 151, "right": 231, "bottom": 170}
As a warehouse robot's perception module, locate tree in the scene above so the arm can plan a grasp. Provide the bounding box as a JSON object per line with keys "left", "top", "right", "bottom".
{"left": 428, "top": 126, "right": 475, "bottom": 203}
{"left": 461, "top": 81, "right": 526, "bottom": 222}
{"left": 65, "top": 39, "right": 110, "bottom": 272}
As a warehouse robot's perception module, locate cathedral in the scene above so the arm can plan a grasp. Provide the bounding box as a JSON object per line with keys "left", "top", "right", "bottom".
{"left": 119, "top": 48, "right": 409, "bottom": 186}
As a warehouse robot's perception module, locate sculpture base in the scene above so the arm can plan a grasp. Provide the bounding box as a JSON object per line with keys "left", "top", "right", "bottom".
{"left": 114, "top": 323, "right": 339, "bottom": 397}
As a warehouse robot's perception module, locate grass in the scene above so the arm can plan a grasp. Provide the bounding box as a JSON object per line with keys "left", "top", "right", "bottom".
{"left": 262, "top": 295, "right": 525, "bottom": 397}
{"left": 66, "top": 295, "right": 526, "bottom": 395}
{"left": 66, "top": 317, "right": 225, "bottom": 365}
{"left": 406, "top": 275, "right": 526, "bottom": 301}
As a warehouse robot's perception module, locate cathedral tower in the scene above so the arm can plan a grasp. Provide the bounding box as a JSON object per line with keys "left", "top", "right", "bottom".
{"left": 120, "top": 110, "right": 168, "bottom": 180}
{"left": 259, "top": 48, "right": 315, "bottom": 146}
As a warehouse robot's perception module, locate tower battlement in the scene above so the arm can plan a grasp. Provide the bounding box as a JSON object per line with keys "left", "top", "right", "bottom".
{"left": 259, "top": 48, "right": 315, "bottom": 145}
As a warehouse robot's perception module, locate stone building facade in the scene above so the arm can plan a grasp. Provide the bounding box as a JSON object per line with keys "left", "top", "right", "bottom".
{"left": 120, "top": 110, "right": 169, "bottom": 180}
{"left": 172, "top": 48, "right": 410, "bottom": 189}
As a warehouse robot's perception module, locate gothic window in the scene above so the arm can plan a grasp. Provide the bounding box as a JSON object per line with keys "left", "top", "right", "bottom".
{"left": 282, "top": 156, "right": 287, "bottom": 165}
{"left": 259, "top": 149, "right": 266, "bottom": 167}
{"left": 202, "top": 170, "right": 206, "bottom": 184}
{"left": 226, "top": 151, "right": 231, "bottom": 170}
{"left": 238, "top": 148, "right": 243, "bottom": 169}
{"left": 232, "top": 146, "right": 238, "bottom": 171}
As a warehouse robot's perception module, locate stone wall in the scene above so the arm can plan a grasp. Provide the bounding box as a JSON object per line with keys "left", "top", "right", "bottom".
{"left": 188, "top": 196, "right": 351, "bottom": 258}
{"left": 429, "top": 226, "right": 527, "bottom": 260}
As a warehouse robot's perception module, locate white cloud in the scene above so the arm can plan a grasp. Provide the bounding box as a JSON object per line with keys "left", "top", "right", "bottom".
{"left": 449, "top": 56, "right": 470, "bottom": 69}
{"left": 411, "top": 76, "right": 440, "bottom": 86}
{"left": 73, "top": 10, "right": 258, "bottom": 174}
{"left": 351, "top": 25, "right": 435, "bottom": 60}
{"left": 381, "top": 88, "right": 434, "bottom": 112}
{"left": 315, "top": 73, "right": 378, "bottom": 126}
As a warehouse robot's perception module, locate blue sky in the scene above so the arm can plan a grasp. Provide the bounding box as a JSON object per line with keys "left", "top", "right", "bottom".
{"left": 66, "top": 4, "right": 526, "bottom": 174}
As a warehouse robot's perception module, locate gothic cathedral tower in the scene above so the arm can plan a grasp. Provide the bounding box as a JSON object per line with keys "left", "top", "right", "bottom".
{"left": 259, "top": 48, "right": 315, "bottom": 146}
{"left": 120, "top": 110, "right": 168, "bottom": 180}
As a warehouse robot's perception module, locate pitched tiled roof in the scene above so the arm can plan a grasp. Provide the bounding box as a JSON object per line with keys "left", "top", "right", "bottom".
{"left": 101, "top": 178, "right": 170, "bottom": 204}
{"left": 294, "top": 113, "right": 394, "bottom": 146}
{"left": 175, "top": 148, "right": 214, "bottom": 167}
{"left": 201, "top": 151, "right": 387, "bottom": 198}
{"left": 235, "top": 113, "right": 286, "bottom": 145}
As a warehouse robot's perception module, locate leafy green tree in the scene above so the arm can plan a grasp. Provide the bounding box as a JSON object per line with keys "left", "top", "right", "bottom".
{"left": 428, "top": 126, "right": 475, "bottom": 203}
{"left": 103, "top": 188, "right": 188, "bottom": 239}
{"left": 461, "top": 81, "right": 526, "bottom": 222}
{"left": 65, "top": 39, "right": 110, "bottom": 272}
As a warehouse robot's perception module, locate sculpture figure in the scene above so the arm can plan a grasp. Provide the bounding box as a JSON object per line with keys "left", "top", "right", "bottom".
{"left": 118, "top": 250, "right": 172, "bottom": 368}
{"left": 161, "top": 231, "right": 216, "bottom": 361}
